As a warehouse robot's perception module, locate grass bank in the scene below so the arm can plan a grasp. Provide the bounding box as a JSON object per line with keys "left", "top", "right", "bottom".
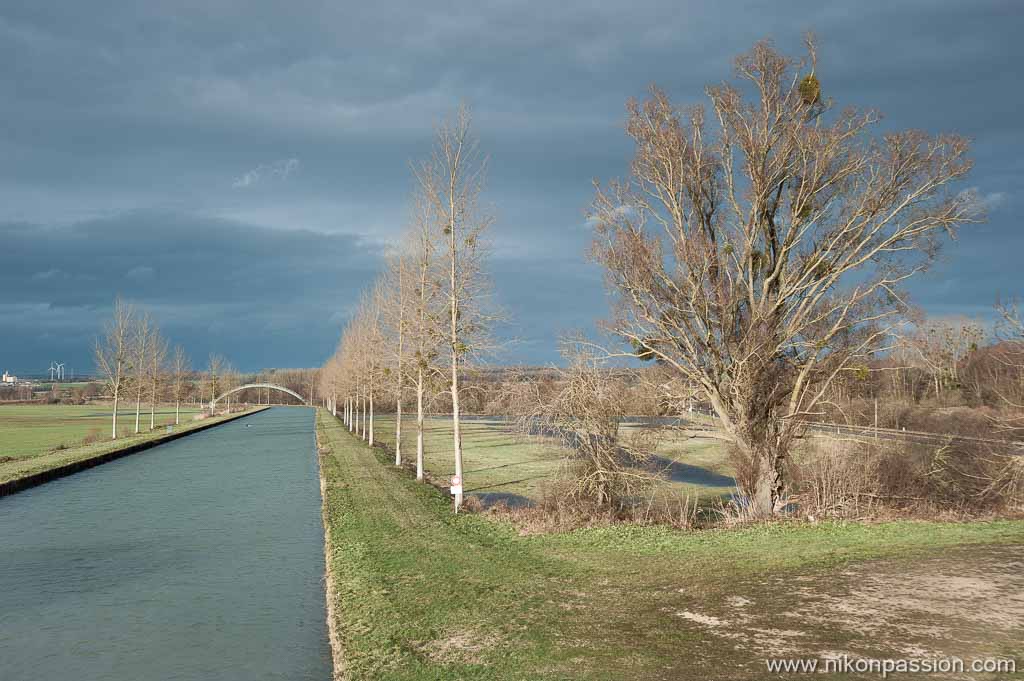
{"left": 0, "top": 407, "right": 266, "bottom": 493}
{"left": 316, "top": 409, "right": 1024, "bottom": 680}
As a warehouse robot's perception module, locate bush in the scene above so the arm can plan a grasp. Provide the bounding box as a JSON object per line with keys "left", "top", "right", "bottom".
{"left": 81, "top": 427, "right": 104, "bottom": 445}
{"left": 791, "top": 434, "right": 1023, "bottom": 518}
{"left": 790, "top": 440, "right": 878, "bottom": 518}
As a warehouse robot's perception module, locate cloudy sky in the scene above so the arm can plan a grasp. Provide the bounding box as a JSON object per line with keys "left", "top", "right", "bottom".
{"left": 2, "top": 1, "right": 1021, "bottom": 374}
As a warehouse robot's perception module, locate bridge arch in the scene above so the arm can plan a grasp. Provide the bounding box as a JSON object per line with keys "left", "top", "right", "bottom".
{"left": 209, "top": 383, "right": 308, "bottom": 409}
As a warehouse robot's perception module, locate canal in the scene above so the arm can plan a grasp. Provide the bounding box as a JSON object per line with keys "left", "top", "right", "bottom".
{"left": 0, "top": 407, "right": 332, "bottom": 680}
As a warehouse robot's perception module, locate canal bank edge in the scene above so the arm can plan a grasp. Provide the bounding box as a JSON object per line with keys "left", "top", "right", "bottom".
{"left": 0, "top": 407, "right": 271, "bottom": 498}
{"left": 315, "top": 411, "right": 346, "bottom": 681}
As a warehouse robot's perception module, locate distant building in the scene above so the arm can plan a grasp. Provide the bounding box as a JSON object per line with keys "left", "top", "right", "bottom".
{"left": 2, "top": 371, "right": 17, "bottom": 384}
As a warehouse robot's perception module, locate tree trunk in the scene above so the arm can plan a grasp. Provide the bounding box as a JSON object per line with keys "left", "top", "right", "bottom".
{"left": 750, "top": 448, "right": 786, "bottom": 518}
{"left": 175, "top": 399, "right": 180, "bottom": 426}
{"left": 449, "top": 223, "right": 464, "bottom": 510}
{"left": 134, "top": 391, "right": 142, "bottom": 434}
{"left": 451, "top": 352, "right": 463, "bottom": 510}
{"left": 150, "top": 381, "right": 156, "bottom": 430}
{"left": 369, "top": 391, "right": 375, "bottom": 446}
{"left": 416, "top": 369, "right": 425, "bottom": 481}
{"left": 361, "top": 394, "right": 367, "bottom": 441}
{"left": 395, "top": 394, "right": 402, "bottom": 466}
{"left": 111, "top": 391, "right": 119, "bottom": 439}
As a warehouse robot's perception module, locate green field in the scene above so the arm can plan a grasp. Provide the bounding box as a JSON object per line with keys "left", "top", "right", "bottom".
{"left": 0, "top": 404, "right": 257, "bottom": 486}
{"left": 0, "top": 403, "right": 204, "bottom": 459}
{"left": 367, "top": 414, "right": 734, "bottom": 506}
{"left": 317, "top": 410, "right": 1024, "bottom": 680}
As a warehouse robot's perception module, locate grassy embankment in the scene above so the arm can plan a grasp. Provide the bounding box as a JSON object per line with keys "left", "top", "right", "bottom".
{"left": 0, "top": 404, "right": 247, "bottom": 486}
{"left": 317, "top": 409, "right": 1024, "bottom": 680}
{"left": 369, "top": 414, "right": 735, "bottom": 506}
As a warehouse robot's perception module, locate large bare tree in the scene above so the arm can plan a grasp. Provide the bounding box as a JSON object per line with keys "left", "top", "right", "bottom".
{"left": 417, "top": 105, "right": 495, "bottom": 510}
{"left": 94, "top": 297, "right": 135, "bottom": 439}
{"left": 589, "top": 38, "right": 978, "bottom": 516}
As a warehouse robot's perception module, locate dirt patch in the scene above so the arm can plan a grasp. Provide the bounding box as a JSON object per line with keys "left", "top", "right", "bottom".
{"left": 416, "top": 629, "right": 504, "bottom": 664}
{"left": 663, "top": 545, "right": 1024, "bottom": 673}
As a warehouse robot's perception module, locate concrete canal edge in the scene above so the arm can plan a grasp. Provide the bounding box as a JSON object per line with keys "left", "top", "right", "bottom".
{"left": 315, "top": 412, "right": 346, "bottom": 681}
{"left": 0, "top": 406, "right": 271, "bottom": 498}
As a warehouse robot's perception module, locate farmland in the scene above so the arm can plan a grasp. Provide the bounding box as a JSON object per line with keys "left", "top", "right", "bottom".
{"left": 0, "top": 403, "right": 207, "bottom": 486}
{"left": 0, "top": 403, "right": 204, "bottom": 459}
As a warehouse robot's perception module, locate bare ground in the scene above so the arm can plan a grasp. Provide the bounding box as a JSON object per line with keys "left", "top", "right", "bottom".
{"left": 660, "top": 545, "right": 1023, "bottom": 679}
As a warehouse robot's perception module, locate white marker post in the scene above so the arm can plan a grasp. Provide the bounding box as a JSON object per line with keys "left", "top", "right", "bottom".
{"left": 450, "top": 475, "right": 463, "bottom": 513}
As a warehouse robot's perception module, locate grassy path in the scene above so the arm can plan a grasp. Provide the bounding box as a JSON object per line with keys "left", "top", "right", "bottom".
{"left": 318, "top": 409, "right": 578, "bottom": 680}
{"left": 317, "top": 409, "right": 1024, "bottom": 680}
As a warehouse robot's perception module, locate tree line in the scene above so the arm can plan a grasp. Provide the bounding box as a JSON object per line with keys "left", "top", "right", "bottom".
{"left": 319, "top": 106, "right": 495, "bottom": 511}
{"left": 93, "top": 298, "right": 316, "bottom": 439}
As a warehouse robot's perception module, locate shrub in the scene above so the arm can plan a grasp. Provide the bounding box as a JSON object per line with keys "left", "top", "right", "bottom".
{"left": 791, "top": 434, "right": 1023, "bottom": 518}
{"left": 81, "top": 427, "right": 104, "bottom": 445}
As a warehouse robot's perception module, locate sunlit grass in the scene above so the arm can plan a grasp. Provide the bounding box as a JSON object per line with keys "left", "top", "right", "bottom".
{"left": 367, "top": 413, "right": 734, "bottom": 506}
{"left": 0, "top": 403, "right": 204, "bottom": 459}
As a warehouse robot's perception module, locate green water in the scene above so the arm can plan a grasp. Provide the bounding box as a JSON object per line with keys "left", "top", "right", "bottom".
{"left": 0, "top": 407, "right": 332, "bottom": 680}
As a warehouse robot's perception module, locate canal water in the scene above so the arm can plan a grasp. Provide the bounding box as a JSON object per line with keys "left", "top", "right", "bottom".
{"left": 0, "top": 407, "right": 331, "bottom": 681}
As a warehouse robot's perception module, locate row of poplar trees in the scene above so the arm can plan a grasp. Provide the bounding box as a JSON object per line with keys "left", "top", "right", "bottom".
{"left": 94, "top": 297, "right": 192, "bottom": 439}
{"left": 320, "top": 106, "right": 494, "bottom": 511}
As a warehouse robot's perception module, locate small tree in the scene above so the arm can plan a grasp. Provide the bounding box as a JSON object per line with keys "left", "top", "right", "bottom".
{"left": 206, "top": 354, "right": 227, "bottom": 410}
{"left": 381, "top": 256, "right": 411, "bottom": 464}
{"left": 171, "top": 345, "right": 190, "bottom": 425}
{"left": 129, "top": 313, "right": 156, "bottom": 434}
{"left": 94, "top": 297, "right": 135, "bottom": 439}
{"left": 509, "top": 346, "right": 654, "bottom": 508}
{"left": 589, "top": 37, "right": 978, "bottom": 516}
{"left": 407, "top": 193, "right": 443, "bottom": 480}
{"left": 148, "top": 330, "right": 168, "bottom": 430}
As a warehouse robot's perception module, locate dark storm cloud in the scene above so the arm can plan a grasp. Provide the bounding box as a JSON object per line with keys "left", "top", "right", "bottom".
{"left": 1, "top": 0, "right": 1021, "bottom": 371}
{"left": 0, "top": 212, "right": 380, "bottom": 372}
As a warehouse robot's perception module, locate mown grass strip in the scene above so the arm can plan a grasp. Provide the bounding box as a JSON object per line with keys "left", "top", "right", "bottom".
{"left": 316, "top": 409, "right": 592, "bottom": 680}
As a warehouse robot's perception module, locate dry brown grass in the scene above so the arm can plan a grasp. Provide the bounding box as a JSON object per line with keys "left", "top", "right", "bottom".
{"left": 485, "top": 478, "right": 699, "bottom": 534}
{"left": 790, "top": 435, "right": 1024, "bottom": 519}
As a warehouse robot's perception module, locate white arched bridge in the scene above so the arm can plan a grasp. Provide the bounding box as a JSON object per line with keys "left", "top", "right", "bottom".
{"left": 209, "top": 383, "right": 308, "bottom": 409}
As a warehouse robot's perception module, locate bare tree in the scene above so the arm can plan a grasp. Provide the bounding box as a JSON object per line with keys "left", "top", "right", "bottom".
{"left": 417, "top": 105, "right": 496, "bottom": 509}
{"left": 902, "top": 311, "right": 984, "bottom": 400}
{"left": 589, "top": 37, "right": 978, "bottom": 516}
{"left": 407, "top": 192, "right": 443, "bottom": 480}
{"left": 171, "top": 345, "right": 190, "bottom": 425}
{"left": 207, "top": 354, "right": 227, "bottom": 410}
{"left": 381, "top": 249, "right": 412, "bottom": 466}
{"left": 508, "top": 346, "right": 654, "bottom": 508}
{"left": 129, "top": 313, "right": 156, "bottom": 434}
{"left": 94, "top": 297, "right": 135, "bottom": 439}
{"left": 148, "top": 330, "right": 168, "bottom": 430}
